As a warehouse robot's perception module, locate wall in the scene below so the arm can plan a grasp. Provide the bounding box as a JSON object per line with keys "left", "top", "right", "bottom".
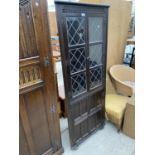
{"left": 104, "top": 0, "right": 132, "bottom": 70}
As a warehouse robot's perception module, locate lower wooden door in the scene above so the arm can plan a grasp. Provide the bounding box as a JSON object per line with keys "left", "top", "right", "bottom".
{"left": 19, "top": 0, "right": 63, "bottom": 154}
{"left": 68, "top": 91, "right": 106, "bottom": 148}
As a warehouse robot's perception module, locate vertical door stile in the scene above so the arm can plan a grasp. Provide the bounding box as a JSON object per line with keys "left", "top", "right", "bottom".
{"left": 85, "top": 11, "right": 90, "bottom": 134}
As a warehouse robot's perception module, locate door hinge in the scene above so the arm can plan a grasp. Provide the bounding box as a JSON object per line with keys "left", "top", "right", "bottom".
{"left": 51, "top": 105, "right": 56, "bottom": 113}
{"left": 44, "top": 56, "right": 50, "bottom": 67}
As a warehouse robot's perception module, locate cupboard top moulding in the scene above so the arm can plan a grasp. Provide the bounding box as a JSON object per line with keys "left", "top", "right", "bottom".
{"left": 55, "top": 1, "right": 110, "bottom": 8}
{"left": 55, "top": 1, "right": 110, "bottom": 16}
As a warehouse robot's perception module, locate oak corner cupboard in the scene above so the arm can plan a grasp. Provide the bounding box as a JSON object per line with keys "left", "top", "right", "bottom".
{"left": 55, "top": 1, "right": 109, "bottom": 148}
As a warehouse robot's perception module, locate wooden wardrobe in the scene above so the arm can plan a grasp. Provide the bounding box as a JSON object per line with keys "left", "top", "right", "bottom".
{"left": 19, "top": 0, "right": 63, "bottom": 154}
{"left": 55, "top": 1, "right": 109, "bottom": 148}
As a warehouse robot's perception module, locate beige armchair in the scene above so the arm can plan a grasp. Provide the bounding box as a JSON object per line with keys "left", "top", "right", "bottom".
{"left": 109, "top": 64, "right": 135, "bottom": 97}
{"left": 105, "top": 73, "right": 129, "bottom": 131}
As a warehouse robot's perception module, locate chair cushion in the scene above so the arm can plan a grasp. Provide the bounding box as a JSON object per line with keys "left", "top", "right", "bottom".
{"left": 105, "top": 94, "right": 128, "bottom": 121}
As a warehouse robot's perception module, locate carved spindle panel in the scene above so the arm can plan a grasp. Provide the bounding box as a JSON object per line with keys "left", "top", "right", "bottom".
{"left": 19, "top": 65, "right": 42, "bottom": 89}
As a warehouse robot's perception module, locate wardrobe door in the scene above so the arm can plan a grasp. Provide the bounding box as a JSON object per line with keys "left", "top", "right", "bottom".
{"left": 64, "top": 14, "right": 87, "bottom": 98}
{"left": 55, "top": 2, "right": 109, "bottom": 148}
{"left": 19, "top": 0, "right": 63, "bottom": 155}
{"left": 88, "top": 16, "right": 104, "bottom": 89}
{"left": 86, "top": 14, "right": 108, "bottom": 141}
{"left": 63, "top": 13, "right": 89, "bottom": 148}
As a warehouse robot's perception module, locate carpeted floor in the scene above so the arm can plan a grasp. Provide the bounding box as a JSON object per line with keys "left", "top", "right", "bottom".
{"left": 60, "top": 119, "right": 135, "bottom": 155}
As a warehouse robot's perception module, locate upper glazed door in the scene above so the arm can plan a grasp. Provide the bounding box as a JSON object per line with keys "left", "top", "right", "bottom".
{"left": 87, "top": 15, "right": 106, "bottom": 90}
{"left": 63, "top": 13, "right": 106, "bottom": 99}
{"left": 63, "top": 13, "right": 88, "bottom": 98}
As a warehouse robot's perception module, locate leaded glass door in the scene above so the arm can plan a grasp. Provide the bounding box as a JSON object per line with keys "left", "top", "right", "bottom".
{"left": 88, "top": 16, "right": 105, "bottom": 89}
{"left": 65, "top": 15, "right": 88, "bottom": 98}
{"left": 55, "top": 1, "right": 109, "bottom": 148}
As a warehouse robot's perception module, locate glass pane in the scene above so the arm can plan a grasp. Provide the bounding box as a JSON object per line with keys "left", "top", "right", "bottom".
{"left": 90, "top": 67, "right": 102, "bottom": 88}
{"left": 89, "top": 17, "right": 103, "bottom": 43}
{"left": 66, "top": 17, "right": 85, "bottom": 46}
{"left": 71, "top": 72, "right": 87, "bottom": 97}
{"left": 89, "top": 44, "right": 102, "bottom": 68}
{"left": 69, "top": 47, "right": 86, "bottom": 73}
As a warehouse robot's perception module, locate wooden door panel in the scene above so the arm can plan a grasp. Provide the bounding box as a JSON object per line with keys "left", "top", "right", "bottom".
{"left": 87, "top": 92, "right": 104, "bottom": 132}
{"left": 23, "top": 89, "right": 52, "bottom": 154}
{"left": 71, "top": 97, "right": 88, "bottom": 143}
{"left": 79, "top": 98, "right": 88, "bottom": 139}
{"left": 69, "top": 91, "right": 104, "bottom": 146}
{"left": 19, "top": 1, "right": 38, "bottom": 59}
{"left": 19, "top": 0, "right": 63, "bottom": 155}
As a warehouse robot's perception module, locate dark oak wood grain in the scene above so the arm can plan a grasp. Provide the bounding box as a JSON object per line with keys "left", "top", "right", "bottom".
{"left": 19, "top": 0, "right": 63, "bottom": 154}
